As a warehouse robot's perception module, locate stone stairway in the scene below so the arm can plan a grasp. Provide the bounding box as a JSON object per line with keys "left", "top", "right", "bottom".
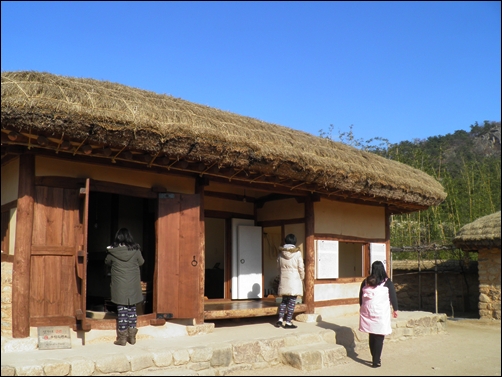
{"left": 1, "top": 311, "right": 447, "bottom": 376}
{"left": 280, "top": 342, "right": 347, "bottom": 372}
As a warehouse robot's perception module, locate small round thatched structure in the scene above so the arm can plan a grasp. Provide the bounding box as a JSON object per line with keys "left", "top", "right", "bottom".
{"left": 453, "top": 211, "right": 501, "bottom": 251}
{"left": 1, "top": 71, "right": 446, "bottom": 213}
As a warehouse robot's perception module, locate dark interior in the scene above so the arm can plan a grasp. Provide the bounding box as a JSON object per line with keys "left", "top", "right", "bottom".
{"left": 86, "top": 191, "right": 156, "bottom": 315}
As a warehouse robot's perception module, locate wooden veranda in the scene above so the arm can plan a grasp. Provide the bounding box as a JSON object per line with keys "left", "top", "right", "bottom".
{"left": 204, "top": 298, "right": 307, "bottom": 320}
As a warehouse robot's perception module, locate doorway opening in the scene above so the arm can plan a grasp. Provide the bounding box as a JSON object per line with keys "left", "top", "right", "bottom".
{"left": 262, "top": 226, "right": 282, "bottom": 296}
{"left": 204, "top": 218, "right": 225, "bottom": 299}
{"left": 86, "top": 191, "right": 156, "bottom": 317}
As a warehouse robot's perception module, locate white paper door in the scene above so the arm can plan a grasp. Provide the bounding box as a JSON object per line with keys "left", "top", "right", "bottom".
{"left": 370, "top": 243, "right": 387, "bottom": 271}
{"left": 236, "top": 225, "right": 262, "bottom": 299}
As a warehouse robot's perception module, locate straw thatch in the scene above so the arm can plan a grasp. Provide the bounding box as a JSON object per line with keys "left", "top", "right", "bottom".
{"left": 453, "top": 211, "right": 501, "bottom": 251}
{"left": 1, "top": 71, "right": 446, "bottom": 212}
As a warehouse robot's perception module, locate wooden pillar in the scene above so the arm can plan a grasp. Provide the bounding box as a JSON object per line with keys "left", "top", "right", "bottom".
{"left": 385, "top": 207, "right": 391, "bottom": 273}
{"left": 304, "top": 195, "right": 315, "bottom": 314}
{"left": 12, "top": 154, "right": 35, "bottom": 338}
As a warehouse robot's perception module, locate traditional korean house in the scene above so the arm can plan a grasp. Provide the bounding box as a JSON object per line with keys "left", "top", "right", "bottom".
{"left": 453, "top": 211, "right": 501, "bottom": 320}
{"left": 1, "top": 71, "right": 446, "bottom": 339}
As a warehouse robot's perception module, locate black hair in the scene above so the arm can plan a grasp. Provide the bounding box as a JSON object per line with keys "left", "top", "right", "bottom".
{"left": 284, "top": 233, "right": 297, "bottom": 245}
{"left": 113, "top": 228, "right": 140, "bottom": 250}
{"left": 366, "top": 260, "right": 388, "bottom": 286}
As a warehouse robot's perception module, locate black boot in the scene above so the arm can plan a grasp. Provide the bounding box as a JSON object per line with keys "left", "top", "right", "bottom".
{"left": 114, "top": 329, "right": 128, "bottom": 346}
{"left": 127, "top": 327, "right": 138, "bottom": 345}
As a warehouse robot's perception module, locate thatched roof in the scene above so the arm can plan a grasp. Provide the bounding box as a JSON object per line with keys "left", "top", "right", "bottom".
{"left": 453, "top": 211, "right": 501, "bottom": 251}
{"left": 1, "top": 71, "right": 446, "bottom": 213}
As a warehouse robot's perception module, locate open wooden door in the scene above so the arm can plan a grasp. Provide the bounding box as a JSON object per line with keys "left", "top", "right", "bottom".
{"left": 154, "top": 192, "right": 204, "bottom": 323}
{"left": 29, "top": 178, "right": 87, "bottom": 329}
{"left": 75, "top": 178, "right": 91, "bottom": 330}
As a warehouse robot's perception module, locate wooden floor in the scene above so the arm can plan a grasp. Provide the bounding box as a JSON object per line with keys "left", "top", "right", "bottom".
{"left": 204, "top": 298, "right": 307, "bottom": 320}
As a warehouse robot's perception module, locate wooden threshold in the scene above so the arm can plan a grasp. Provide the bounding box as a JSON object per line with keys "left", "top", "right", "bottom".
{"left": 77, "top": 299, "right": 307, "bottom": 329}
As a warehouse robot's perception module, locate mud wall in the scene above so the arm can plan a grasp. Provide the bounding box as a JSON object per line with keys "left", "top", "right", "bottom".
{"left": 392, "top": 260, "right": 479, "bottom": 317}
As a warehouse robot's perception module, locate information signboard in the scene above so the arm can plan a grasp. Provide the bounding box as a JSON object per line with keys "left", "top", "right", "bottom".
{"left": 37, "top": 326, "right": 72, "bottom": 350}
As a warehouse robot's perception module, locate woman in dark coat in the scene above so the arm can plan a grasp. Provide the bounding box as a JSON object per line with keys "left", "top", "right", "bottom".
{"left": 105, "top": 228, "right": 144, "bottom": 346}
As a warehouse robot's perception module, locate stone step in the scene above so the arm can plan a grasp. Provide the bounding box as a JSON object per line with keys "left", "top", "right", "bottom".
{"left": 280, "top": 342, "right": 347, "bottom": 371}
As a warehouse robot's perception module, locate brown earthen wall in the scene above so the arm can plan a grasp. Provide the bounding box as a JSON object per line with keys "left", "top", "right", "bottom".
{"left": 392, "top": 260, "right": 479, "bottom": 316}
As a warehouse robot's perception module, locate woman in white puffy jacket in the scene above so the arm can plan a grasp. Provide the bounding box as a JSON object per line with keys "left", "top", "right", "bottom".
{"left": 275, "top": 233, "right": 305, "bottom": 329}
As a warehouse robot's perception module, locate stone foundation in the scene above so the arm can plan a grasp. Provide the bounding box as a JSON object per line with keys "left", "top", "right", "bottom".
{"left": 1, "top": 262, "right": 13, "bottom": 337}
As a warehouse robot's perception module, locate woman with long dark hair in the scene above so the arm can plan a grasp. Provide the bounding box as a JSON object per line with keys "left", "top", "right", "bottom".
{"left": 105, "top": 228, "right": 144, "bottom": 346}
{"left": 359, "top": 260, "right": 398, "bottom": 368}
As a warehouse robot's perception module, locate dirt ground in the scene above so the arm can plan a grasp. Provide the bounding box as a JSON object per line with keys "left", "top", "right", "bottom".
{"left": 228, "top": 318, "right": 501, "bottom": 376}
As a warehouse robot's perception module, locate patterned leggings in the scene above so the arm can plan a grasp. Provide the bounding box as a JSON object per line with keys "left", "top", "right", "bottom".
{"left": 278, "top": 295, "right": 297, "bottom": 323}
{"left": 117, "top": 305, "right": 137, "bottom": 331}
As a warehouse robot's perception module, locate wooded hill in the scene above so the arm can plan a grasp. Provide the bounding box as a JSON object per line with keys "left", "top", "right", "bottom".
{"left": 324, "top": 121, "right": 501, "bottom": 253}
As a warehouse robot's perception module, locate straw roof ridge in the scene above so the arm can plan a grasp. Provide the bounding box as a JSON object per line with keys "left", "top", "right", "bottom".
{"left": 453, "top": 211, "right": 501, "bottom": 251}
{"left": 1, "top": 70, "right": 447, "bottom": 208}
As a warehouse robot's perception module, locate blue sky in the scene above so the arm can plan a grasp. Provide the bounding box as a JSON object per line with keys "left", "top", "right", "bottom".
{"left": 1, "top": 1, "right": 500, "bottom": 146}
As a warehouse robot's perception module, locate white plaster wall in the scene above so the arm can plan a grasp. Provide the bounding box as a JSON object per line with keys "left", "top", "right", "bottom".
{"left": 257, "top": 198, "right": 304, "bottom": 222}
{"left": 314, "top": 282, "right": 360, "bottom": 301}
{"left": 35, "top": 156, "right": 195, "bottom": 194}
{"left": 1, "top": 158, "right": 19, "bottom": 205}
{"left": 8, "top": 208, "right": 17, "bottom": 255}
{"left": 314, "top": 199, "right": 385, "bottom": 239}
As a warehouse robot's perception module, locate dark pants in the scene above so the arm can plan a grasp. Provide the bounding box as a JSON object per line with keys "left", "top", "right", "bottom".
{"left": 278, "top": 295, "right": 297, "bottom": 323}
{"left": 117, "top": 304, "right": 137, "bottom": 331}
{"left": 369, "top": 333, "right": 385, "bottom": 365}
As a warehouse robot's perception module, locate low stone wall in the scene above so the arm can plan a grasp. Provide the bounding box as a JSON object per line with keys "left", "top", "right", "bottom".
{"left": 353, "top": 313, "right": 447, "bottom": 353}
{"left": 391, "top": 260, "right": 479, "bottom": 316}
{"left": 1, "top": 262, "right": 13, "bottom": 337}
{"left": 477, "top": 248, "right": 501, "bottom": 320}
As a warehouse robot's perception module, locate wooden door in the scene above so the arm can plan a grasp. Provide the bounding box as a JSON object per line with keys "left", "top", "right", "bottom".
{"left": 236, "top": 225, "right": 262, "bottom": 299}
{"left": 29, "top": 179, "right": 87, "bottom": 328}
{"left": 154, "top": 193, "right": 203, "bottom": 322}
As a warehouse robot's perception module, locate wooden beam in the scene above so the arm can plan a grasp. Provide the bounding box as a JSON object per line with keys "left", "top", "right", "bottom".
{"left": 8, "top": 131, "right": 21, "bottom": 141}
{"left": 314, "top": 298, "right": 359, "bottom": 307}
{"left": 204, "top": 190, "right": 256, "bottom": 203}
{"left": 36, "top": 135, "right": 49, "bottom": 146}
{"left": 35, "top": 176, "right": 85, "bottom": 189}
{"left": 1, "top": 136, "right": 430, "bottom": 214}
{"left": 203, "top": 303, "right": 306, "bottom": 320}
{"left": 29, "top": 316, "right": 76, "bottom": 327}
{"left": 12, "top": 154, "right": 35, "bottom": 338}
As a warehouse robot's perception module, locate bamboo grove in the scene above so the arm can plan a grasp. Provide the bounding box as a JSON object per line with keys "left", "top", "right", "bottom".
{"left": 321, "top": 121, "right": 501, "bottom": 259}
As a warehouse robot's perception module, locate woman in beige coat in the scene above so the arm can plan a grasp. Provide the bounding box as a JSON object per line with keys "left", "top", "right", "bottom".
{"left": 275, "top": 234, "right": 305, "bottom": 329}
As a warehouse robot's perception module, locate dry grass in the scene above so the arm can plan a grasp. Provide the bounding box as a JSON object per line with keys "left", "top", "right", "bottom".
{"left": 453, "top": 211, "right": 501, "bottom": 250}
{"left": 1, "top": 70, "right": 447, "bottom": 208}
